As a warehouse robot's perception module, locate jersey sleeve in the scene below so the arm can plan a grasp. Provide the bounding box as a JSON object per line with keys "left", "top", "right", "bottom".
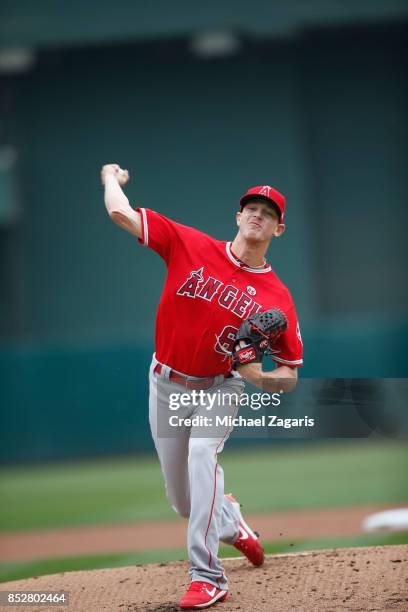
{"left": 135, "top": 207, "right": 185, "bottom": 264}
{"left": 271, "top": 303, "right": 304, "bottom": 367}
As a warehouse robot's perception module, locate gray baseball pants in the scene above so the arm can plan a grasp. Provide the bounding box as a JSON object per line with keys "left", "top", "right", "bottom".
{"left": 148, "top": 354, "right": 244, "bottom": 591}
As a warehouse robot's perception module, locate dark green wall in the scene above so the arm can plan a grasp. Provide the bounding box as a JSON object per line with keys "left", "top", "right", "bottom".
{"left": 12, "top": 42, "right": 316, "bottom": 342}
{"left": 5, "top": 26, "right": 406, "bottom": 344}
{"left": 0, "top": 346, "right": 153, "bottom": 463}
{"left": 300, "top": 28, "right": 408, "bottom": 318}
{"left": 2, "top": 1, "right": 407, "bottom": 48}
{"left": 1, "top": 24, "right": 407, "bottom": 463}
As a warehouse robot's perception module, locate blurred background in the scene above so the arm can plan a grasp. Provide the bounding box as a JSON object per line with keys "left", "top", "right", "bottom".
{"left": 0, "top": 0, "right": 407, "bottom": 584}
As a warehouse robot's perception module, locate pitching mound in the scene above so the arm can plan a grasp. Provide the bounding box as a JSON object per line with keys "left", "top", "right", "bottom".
{"left": 1, "top": 545, "right": 407, "bottom": 611}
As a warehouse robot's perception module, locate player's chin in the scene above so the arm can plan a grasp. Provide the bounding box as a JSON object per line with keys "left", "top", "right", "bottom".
{"left": 245, "top": 229, "right": 266, "bottom": 241}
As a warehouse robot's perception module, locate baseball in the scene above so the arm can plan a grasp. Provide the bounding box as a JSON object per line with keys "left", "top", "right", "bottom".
{"left": 117, "top": 167, "right": 129, "bottom": 185}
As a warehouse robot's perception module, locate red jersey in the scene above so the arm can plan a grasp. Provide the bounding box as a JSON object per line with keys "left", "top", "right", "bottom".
{"left": 136, "top": 208, "right": 303, "bottom": 377}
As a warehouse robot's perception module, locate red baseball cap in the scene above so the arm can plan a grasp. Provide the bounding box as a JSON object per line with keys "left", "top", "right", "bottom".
{"left": 240, "top": 185, "right": 286, "bottom": 222}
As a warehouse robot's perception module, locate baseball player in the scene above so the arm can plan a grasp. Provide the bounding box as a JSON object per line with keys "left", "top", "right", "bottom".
{"left": 101, "top": 164, "right": 303, "bottom": 610}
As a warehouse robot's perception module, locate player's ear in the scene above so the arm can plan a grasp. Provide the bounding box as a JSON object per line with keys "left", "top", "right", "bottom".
{"left": 236, "top": 211, "right": 241, "bottom": 226}
{"left": 273, "top": 223, "right": 285, "bottom": 238}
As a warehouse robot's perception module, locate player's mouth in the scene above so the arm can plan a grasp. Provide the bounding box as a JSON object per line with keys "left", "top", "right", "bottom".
{"left": 249, "top": 221, "right": 262, "bottom": 229}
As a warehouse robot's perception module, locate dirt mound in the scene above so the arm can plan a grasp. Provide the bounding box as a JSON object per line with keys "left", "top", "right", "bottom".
{"left": 1, "top": 545, "right": 407, "bottom": 611}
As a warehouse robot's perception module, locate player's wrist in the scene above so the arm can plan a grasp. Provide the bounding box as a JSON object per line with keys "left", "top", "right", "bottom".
{"left": 236, "top": 362, "right": 263, "bottom": 386}
{"left": 104, "top": 171, "right": 119, "bottom": 185}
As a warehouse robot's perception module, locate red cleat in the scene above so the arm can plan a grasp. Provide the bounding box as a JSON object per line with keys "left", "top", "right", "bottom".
{"left": 179, "top": 581, "right": 228, "bottom": 609}
{"left": 225, "top": 493, "right": 265, "bottom": 567}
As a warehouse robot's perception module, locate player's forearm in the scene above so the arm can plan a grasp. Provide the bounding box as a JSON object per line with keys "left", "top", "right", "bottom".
{"left": 104, "top": 173, "right": 131, "bottom": 216}
{"left": 261, "top": 365, "right": 298, "bottom": 393}
{"left": 237, "top": 363, "right": 298, "bottom": 393}
{"left": 103, "top": 174, "right": 141, "bottom": 237}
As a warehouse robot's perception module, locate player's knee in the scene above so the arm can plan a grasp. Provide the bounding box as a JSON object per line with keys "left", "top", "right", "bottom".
{"left": 165, "top": 484, "right": 190, "bottom": 518}
{"left": 171, "top": 502, "right": 190, "bottom": 519}
{"left": 167, "top": 493, "right": 190, "bottom": 518}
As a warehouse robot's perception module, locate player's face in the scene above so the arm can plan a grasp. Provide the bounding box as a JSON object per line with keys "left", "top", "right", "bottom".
{"left": 236, "top": 201, "right": 285, "bottom": 242}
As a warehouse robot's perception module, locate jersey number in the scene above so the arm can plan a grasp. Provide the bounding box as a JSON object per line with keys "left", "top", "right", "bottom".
{"left": 214, "top": 325, "right": 239, "bottom": 356}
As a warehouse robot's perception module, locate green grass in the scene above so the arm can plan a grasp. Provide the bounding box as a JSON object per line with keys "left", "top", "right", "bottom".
{"left": 0, "top": 455, "right": 171, "bottom": 531}
{"left": 1, "top": 532, "right": 407, "bottom": 584}
{"left": 0, "top": 440, "right": 407, "bottom": 531}
{"left": 220, "top": 440, "right": 408, "bottom": 513}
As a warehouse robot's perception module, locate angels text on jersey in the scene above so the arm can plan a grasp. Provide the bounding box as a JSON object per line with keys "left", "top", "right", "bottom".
{"left": 176, "top": 266, "right": 262, "bottom": 319}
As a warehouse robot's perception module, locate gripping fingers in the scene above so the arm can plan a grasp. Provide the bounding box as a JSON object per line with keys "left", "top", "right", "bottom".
{"left": 100, "top": 163, "right": 129, "bottom": 186}
{"left": 117, "top": 168, "right": 130, "bottom": 185}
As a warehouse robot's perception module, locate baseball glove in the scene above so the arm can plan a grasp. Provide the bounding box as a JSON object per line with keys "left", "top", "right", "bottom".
{"left": 231, "top": 308, "right": 287, "bottom": 368}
